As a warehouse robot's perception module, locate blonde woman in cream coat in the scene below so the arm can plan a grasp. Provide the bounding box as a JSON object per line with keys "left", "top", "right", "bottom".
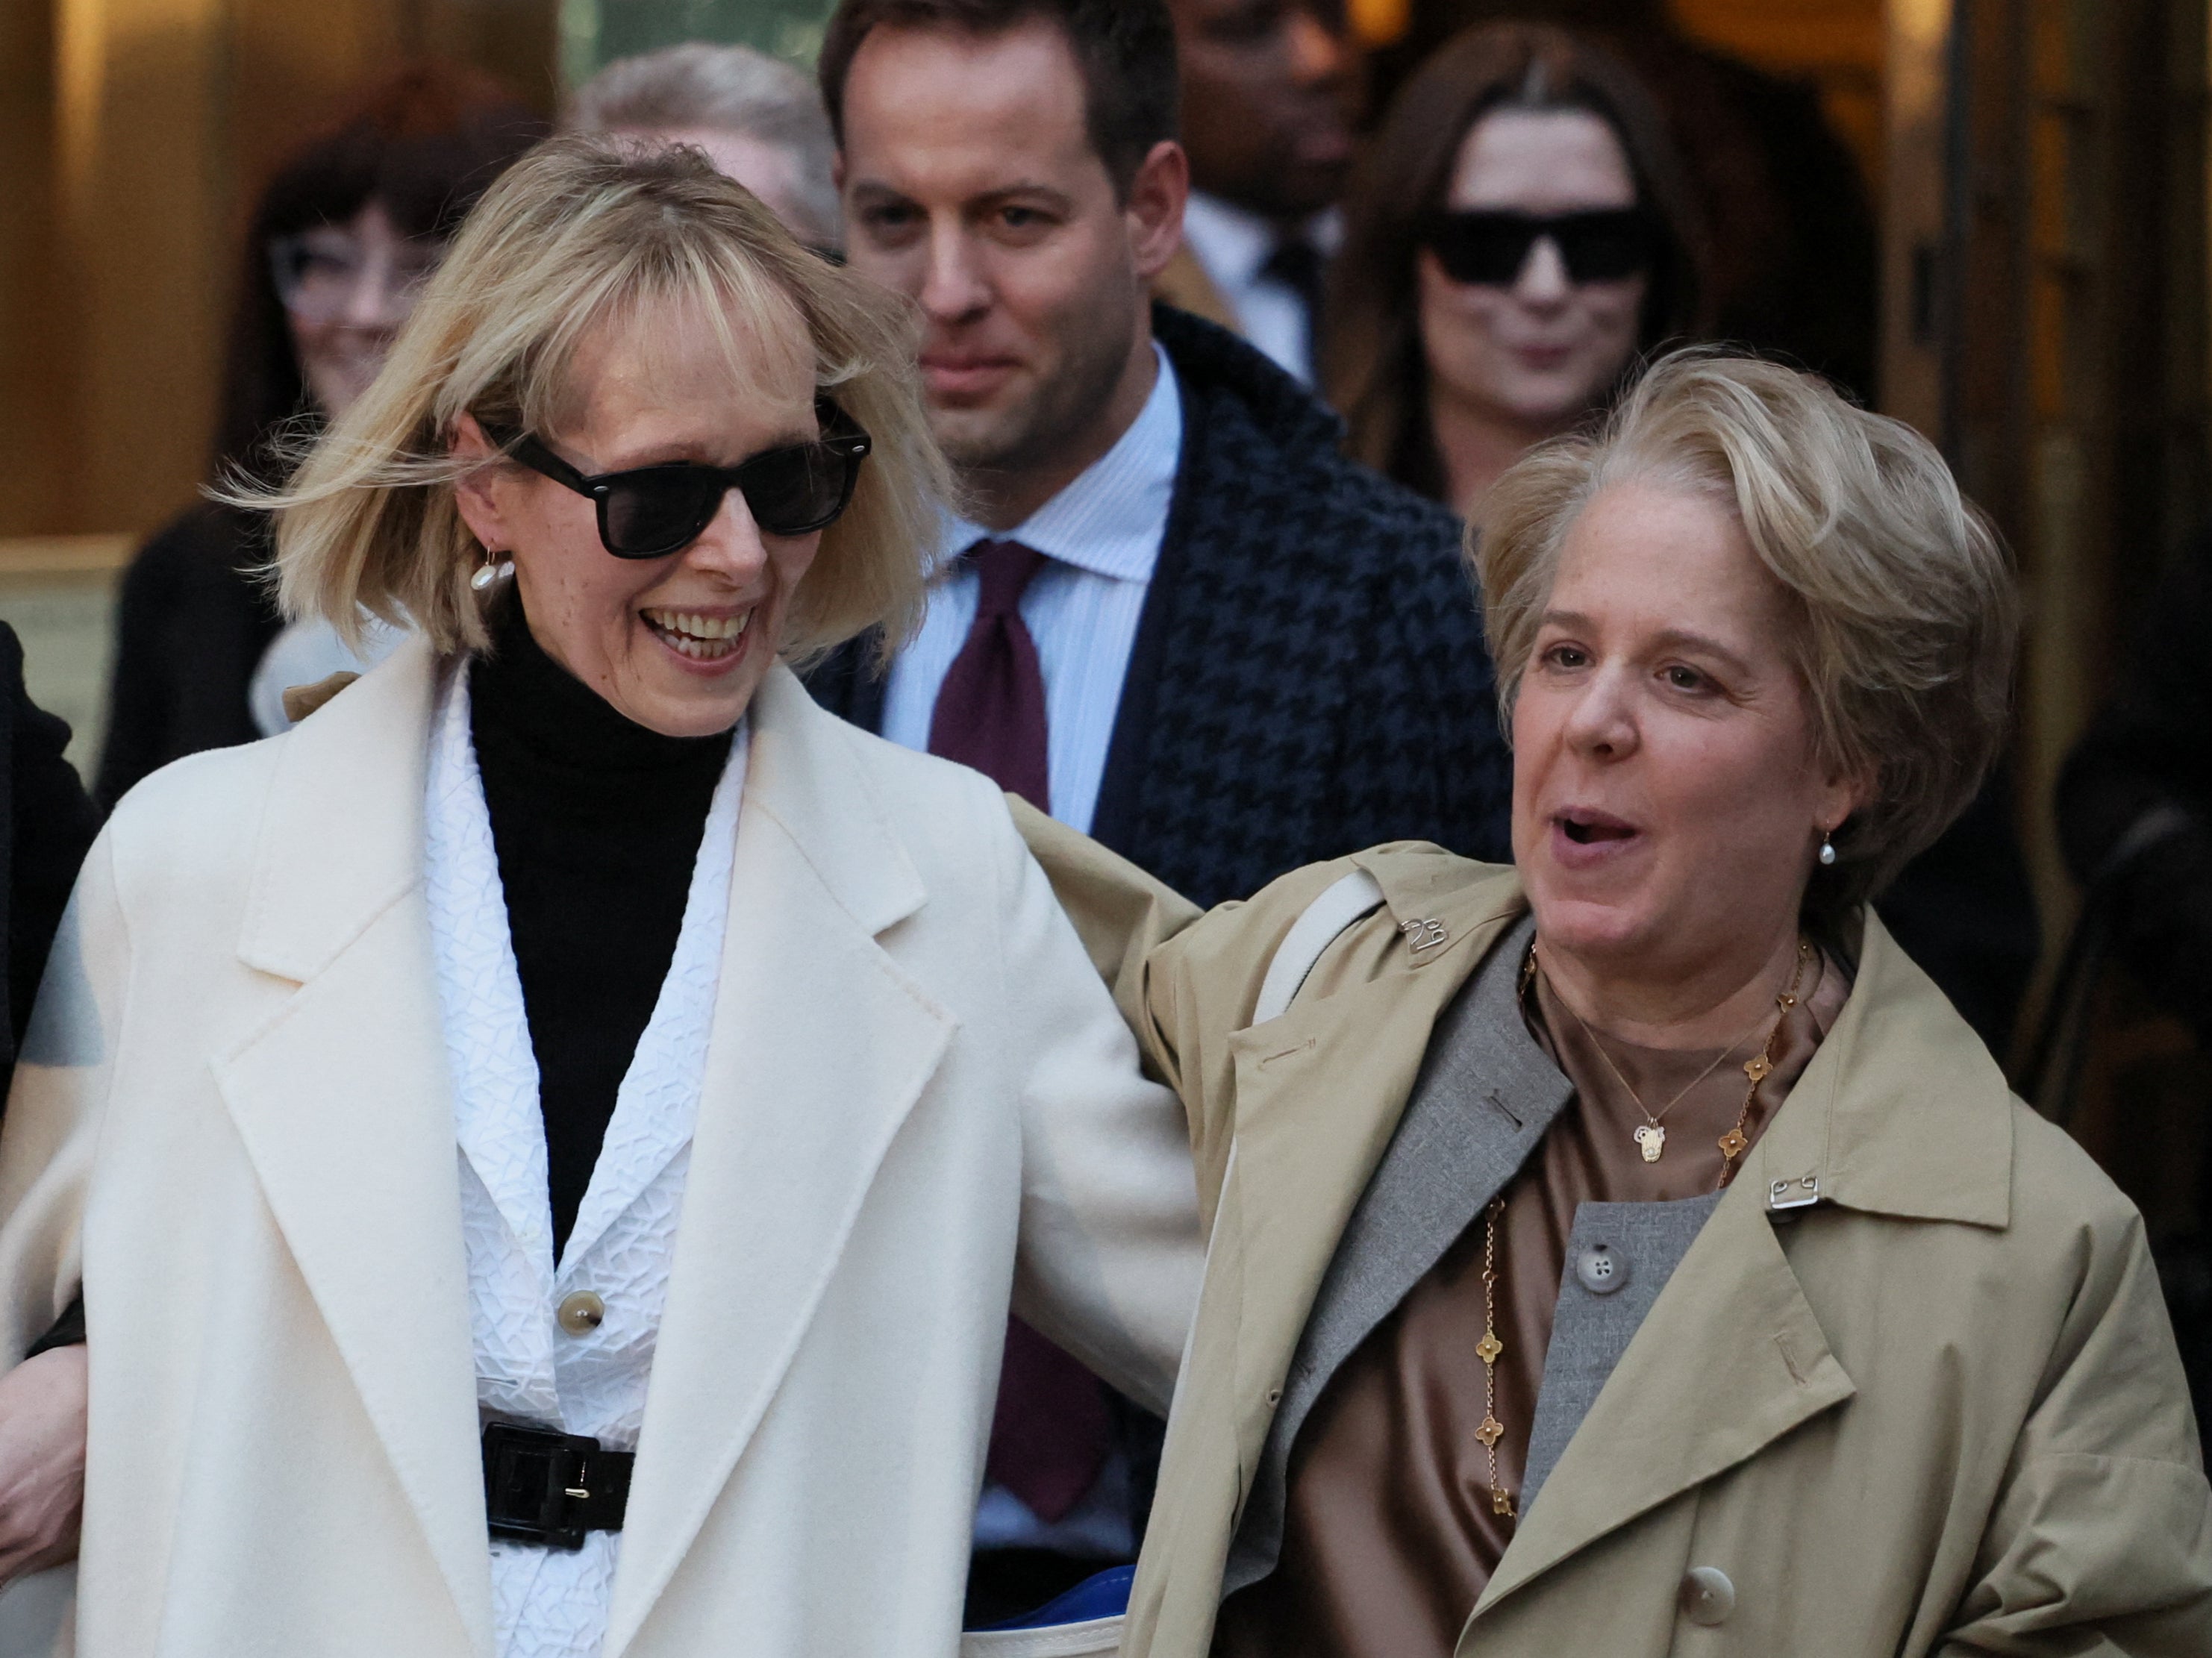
{"left": 0, "top": 139, "right": 1199, "bottom": 1657}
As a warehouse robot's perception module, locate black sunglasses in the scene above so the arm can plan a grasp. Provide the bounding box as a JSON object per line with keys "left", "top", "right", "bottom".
{"left": 481, "top": 400, "right": 872, "bottom": 559}
{"left": 1422, "top": 208, "right": 1659, "bottom": 287}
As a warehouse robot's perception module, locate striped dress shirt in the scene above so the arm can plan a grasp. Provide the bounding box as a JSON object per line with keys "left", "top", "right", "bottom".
{"left": 881, "top": 345, "right": 1181, "bottom": 838}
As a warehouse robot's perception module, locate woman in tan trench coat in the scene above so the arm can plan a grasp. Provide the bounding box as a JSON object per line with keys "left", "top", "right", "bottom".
{"left": 1024, "top": 352, "right": 2212, "bottom": 1656}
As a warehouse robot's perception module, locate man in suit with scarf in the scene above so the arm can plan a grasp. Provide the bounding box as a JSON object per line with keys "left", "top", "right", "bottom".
{"left": 807, "top": 0, "right": 1512, "bottom": 1623}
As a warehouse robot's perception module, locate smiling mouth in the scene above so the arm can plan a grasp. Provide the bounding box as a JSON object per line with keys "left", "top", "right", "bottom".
{"left": 641, "top": 607, "right": 750, "bottom": 662}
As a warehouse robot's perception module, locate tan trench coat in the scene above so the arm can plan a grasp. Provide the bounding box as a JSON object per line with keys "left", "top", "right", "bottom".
{"left": 1015, "top": 807, "right": 2212, "bottom": 1658}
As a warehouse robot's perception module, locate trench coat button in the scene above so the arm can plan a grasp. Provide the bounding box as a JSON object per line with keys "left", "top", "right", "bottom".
{"left": 557, "top": 1290, "right": 606, "bottom": 1335}
{"left": 1575, "top": 1242, "right": 1628, "bottom": 1295}
{"left": 1680, "top": 1565, "right": 1735, "bottom": 1626}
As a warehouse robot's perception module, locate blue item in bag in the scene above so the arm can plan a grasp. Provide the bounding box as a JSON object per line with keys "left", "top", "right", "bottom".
{"left": 975, "top": 1565, "right": 1134, "bottom": 1632}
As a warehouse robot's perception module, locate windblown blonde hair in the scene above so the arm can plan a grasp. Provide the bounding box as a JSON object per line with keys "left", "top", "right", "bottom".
{"left": 1476, "top": 348, "right": 2019, "bottom": 916}
{"left": 248, "top": 134, "right": 946, "bottom": 665}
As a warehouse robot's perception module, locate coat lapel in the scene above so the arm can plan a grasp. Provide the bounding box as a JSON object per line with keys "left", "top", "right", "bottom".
{"left": 213, "top": 640, "right": 494, "bottom": 1654}
{"left": 1219, "top": 872, "right": 1529, "bottom": 1492}
{"left": 1473, "top": 1179, "right": 1857, "bottom": 1618}
{"left": 602, "top": 669, "right": 955, "bottom": 1656}
{"left": 1473, "top": 912, "right": 1999, "bottom": 1618}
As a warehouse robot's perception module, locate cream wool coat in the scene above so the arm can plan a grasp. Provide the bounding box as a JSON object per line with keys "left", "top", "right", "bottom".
{"left": 0, "top": 642, "right": 1202, "bottom": 1658}
{"left": 1013, "top": 809, "right": 2212, "bottom": 1658}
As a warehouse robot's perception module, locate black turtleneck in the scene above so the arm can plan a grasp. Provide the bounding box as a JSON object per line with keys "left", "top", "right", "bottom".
{"left": 469, "top": 598, "right": 733, "bottom": 1258}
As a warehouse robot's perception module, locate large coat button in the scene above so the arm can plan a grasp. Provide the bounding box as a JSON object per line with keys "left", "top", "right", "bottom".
{"left": 1680, "top": 1565, "right": 1736, "bottom": 1626}
{"left": 1575, "top": 1242, "right": 1628, "bottom": 1295}
{"left": 557, "top": 1290, "right": 606, "bottom": 1335}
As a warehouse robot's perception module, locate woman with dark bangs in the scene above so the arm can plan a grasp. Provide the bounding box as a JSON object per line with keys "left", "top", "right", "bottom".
{"left": 93, "top": 63, "right": 545, "bottom": 810}
{"left": 1322, "top": 23, "right": 1708, "bottom": 525}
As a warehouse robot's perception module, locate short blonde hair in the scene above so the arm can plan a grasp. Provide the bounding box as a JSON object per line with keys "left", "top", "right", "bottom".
{"left": 251, "top": 135, "right": 945, "bottom": 665}
{"left": 1477, "top": 348, "right": 2019, "bottom": 916}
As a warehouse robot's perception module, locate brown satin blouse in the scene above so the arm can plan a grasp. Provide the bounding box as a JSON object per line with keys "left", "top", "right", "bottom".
{"left": 1212, "top": 942, "right": 1849, "bottom": 1658}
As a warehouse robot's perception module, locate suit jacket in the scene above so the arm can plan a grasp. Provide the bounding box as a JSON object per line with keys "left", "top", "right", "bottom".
{"left": 0, "top": 641, "right": 1202, "bottom": 1657}
{"left": 0, "top": 624, "right": 96, "bottom": 1085}
{"left": 1016, "top": 807, "right": 2212, "bottom": 1658}
{"left": 807, "top": 306, "right": 1513, "bottom": 909}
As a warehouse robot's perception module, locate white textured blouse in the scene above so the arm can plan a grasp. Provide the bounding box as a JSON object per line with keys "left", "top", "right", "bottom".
{"left": 423, "top": 667, "right": 749, "bottom": 1658}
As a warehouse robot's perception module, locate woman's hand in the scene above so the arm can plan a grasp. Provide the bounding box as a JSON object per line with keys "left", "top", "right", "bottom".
{"left": 0, "top": 1348, "right": 86, "bottom": 1587}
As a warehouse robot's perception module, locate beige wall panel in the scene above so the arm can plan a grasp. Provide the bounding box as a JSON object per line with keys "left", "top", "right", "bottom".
{"left": 228, "top": 0, "right": 410, "bottom": 210}
{"left": 54, "top": 0, "right": 234, "bottom": 536}
{"left": 0, "top": 2, "right": 67, "bottom": 536}
{"left": 1881, "top": 0, "right": 1949, "bottom": 437}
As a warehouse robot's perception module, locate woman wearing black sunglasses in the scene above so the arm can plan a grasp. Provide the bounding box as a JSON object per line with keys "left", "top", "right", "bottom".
{"left": 1323, "top": 23, "right": 1708, "bottom": 522}
{"left": 0, "top": 137, "right": 1201, "bottom": 1657}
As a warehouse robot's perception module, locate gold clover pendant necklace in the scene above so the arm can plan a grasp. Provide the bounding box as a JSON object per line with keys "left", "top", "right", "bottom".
{"left": 1546, "top": 942, "right": 1810, "bottom": 1163}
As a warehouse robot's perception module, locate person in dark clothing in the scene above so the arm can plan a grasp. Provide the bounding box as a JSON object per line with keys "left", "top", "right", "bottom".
{"left": 95, "top": 64, "right": 546, "bottom": 810}
{"left": 807, "top": 304, "right": 1513, "bottom": 908}
{"left": 0, "top": 622, "right": 98, "bottom": 1590}
{"left": 0, "top": 627, "right": 97, "bottom": 1098}
{"left": 2058, "top": 537, "right": 2212, "bottom": 1046}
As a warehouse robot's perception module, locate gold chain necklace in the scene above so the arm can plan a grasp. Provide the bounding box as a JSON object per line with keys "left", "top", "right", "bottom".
{"left": 1541, "top": 941, "right": 1809, "bottom": 1163}
{"left": 1476, "top": 940, "right": 1815, "bottom": 1520}
{"left": 1474, "top": 1196, "right": 1512, "bottom": 1518}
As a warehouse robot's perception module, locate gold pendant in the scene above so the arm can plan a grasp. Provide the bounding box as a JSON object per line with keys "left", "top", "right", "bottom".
{"left": 1717, "top": 1127, "right": 1749, "bottom": 1160}
{"left": 1634, "top": 1123, "right": 1665, "bottom": 1162}
{"left": 1474, "top": 1415, "right": 1504, "bottom": 1448}
{"left": 1743, "top": 1054, "right": 1773, "bottom": 1084}
{"left": 1476, "top": 1331, "right": 1503, "bottom": 1365}
{"left": 1492, "top": 1488, "right": 1516, "bottom": 1518}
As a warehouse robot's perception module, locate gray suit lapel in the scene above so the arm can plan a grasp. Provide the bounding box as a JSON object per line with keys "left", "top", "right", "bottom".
{"left": 1225, "top": 913, "right": 1568, "bottom": 1595}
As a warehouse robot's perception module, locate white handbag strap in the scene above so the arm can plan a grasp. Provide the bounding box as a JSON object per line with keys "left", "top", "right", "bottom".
{"left": 1250, "top": 866, "right": 1387, "bottom": 1027}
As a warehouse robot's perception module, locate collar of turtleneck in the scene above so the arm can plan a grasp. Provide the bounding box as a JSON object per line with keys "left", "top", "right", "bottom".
{"left": 468, "top": 595, "right": 734, "bottom": 793}
{"left": 462, "top": 592, "right": 737, "bottom": 1258}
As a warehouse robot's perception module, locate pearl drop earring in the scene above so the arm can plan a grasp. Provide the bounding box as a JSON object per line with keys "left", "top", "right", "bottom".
{"left": 470, "top": 551, "right": 515, "bottom": 592}
{"left": 1819, "top": 833, "right": 1837, "bottom": 867}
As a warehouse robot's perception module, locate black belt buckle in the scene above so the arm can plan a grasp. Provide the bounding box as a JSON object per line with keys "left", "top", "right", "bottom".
{"left": 482, "top": 1421, "right": 608, "bottom": 1551}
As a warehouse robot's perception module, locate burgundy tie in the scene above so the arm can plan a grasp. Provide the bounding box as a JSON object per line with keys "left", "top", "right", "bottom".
{"left": 928, "top": 540, "right": 1051, "bottom": 812}
{"left": 926, "top": 541, "right": 1113, "bottom": 1521}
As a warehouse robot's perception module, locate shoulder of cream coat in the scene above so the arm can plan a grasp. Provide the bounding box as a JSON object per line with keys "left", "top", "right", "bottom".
{"left": 94, "top": 638, "right": 1040, "bottom": 975}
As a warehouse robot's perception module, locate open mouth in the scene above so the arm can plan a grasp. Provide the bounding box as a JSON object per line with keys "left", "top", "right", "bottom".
{"left": 1558, "top": 810, "right": 1637, "bottom": 846}
{"left": 641, "top": 607, "right": 750, "bottom": 663}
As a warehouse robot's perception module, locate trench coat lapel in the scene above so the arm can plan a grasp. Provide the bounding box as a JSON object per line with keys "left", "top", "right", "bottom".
{"left": 1472, "top": 1178, "right": 1857, "bottom": 1618}
{"left": 603, "top": 668, "right": 955, "bottom": 1657}
{"left": 1218, "top": 866, "right": 1529, "bottom": 1489}
{"left": 1473, "top": 913, "right": 2002, "bottom": 1618}
{"left": 212, "top": 640, "right": 494, "bottom": 1655}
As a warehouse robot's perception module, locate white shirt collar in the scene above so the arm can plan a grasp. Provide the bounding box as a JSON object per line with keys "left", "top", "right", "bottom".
{"left": 1180, "top": 193, "right": 1343, "bottom": 293}
{"left": 942, "top": 342, "right": 1181, "bottom": 584}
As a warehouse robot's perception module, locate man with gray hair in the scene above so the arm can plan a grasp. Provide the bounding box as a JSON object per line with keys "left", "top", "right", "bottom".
{"left": 567, "top": 42, "right": 843, "bottom": 251}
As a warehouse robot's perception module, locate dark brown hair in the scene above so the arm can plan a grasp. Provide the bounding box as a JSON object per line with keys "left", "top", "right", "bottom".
{"left": 215, "top": 63, "right": 548, "bottom": 479}
{"left": 1323, "top": 23, "right": 1709, "bottom": 500}
{"left": 818, "top": 0, "right": 1178, "bottom": 195}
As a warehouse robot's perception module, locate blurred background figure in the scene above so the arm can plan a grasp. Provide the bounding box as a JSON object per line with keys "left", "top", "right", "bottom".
{"left": 1378, "top": 0, "right": 1876, "bottom": 401}
{"left": 566, "top": 40, "right": 843, "bottom": 253}
{"left": 1154, "top": 0, "right": 1363, "bottom": 385}
{"left": 2055, "top": 534, "right": 2212, "bottom": 1416}
{"left": 1325, "top": 22, "right": 1705, "bottom": 522}
{"left": 93, "top": 65, "right": 546, "bottom": 805}
{"left": 2058, "top": 534, "right": 2212, "bottom": 1046}
{"left": 1324, "top": 20, "right": 2034, "bottom": 1053}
